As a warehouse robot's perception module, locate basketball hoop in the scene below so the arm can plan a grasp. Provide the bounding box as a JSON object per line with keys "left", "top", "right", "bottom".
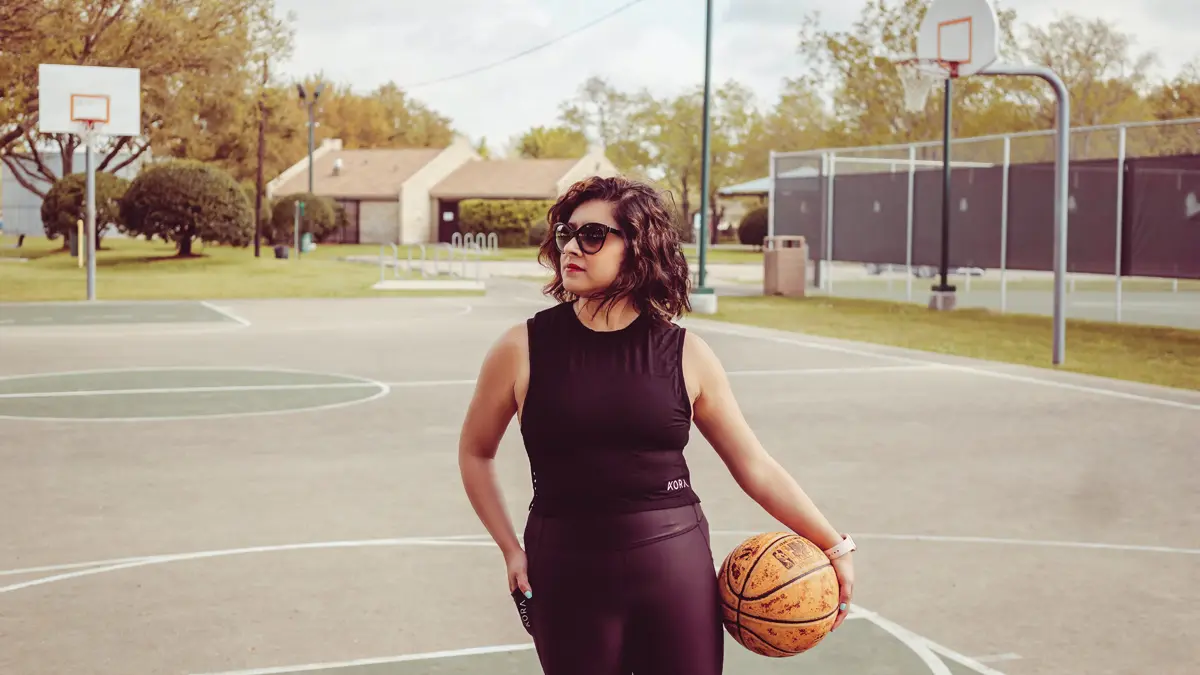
{"left": 78, "top": 120, "right": 98, "bottom": 146}
{"left": 894, "top": 58, "right": 958, "bottom": 113}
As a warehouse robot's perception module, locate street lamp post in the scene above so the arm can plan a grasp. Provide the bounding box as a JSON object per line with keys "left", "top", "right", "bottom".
{"left": 690, "top": 0, "right": 718, "bottom": 314}
{"left": 296, "top": 82, "right": 325, "bottom": 194}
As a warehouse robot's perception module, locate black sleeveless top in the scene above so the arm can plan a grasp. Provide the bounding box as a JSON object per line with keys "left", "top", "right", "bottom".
{"left": 520, "top": 301, "right": 700, "bottom": 517}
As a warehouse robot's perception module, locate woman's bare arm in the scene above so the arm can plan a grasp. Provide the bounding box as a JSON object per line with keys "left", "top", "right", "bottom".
{"left": 684, "top": 332, "right": 844, "bottom": 552}
{"left": 458, "top": 323, "right": 527, "bottom": 559}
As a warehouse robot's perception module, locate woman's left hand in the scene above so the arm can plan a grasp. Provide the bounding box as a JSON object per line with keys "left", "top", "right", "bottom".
{"left": 830, "top": 552, "right": 854, "bottom": 630}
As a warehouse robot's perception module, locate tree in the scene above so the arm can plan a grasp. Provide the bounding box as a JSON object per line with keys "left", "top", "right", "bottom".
{"left": 120, "top": 160, "right": 254, "bottom": 255}
{"left": 285, "top": 77, "right": 456, "bottom": 155}
{"left": 635, "top": 81, "right": 760, "bottom": 243}
{"left": 1142, "top": 59, "right": 1200, "bottom": 156}
{"left": 794, "top": 0, "right": 1029, "bottom": 147}
{"left": 513, "top": 125, "right": 589, "bottom": 159}
{"left": 1018, "top": 13, "right": 1157, "bottom": 131}
{"left": 739, "top": 77, "right": 834, "bottom": 171}
{"left": 558, "top": 76, "right": 653, "bottom": 173}
{"left": 1, "top": 0, "right": 291, "bottom": 198}
{"left": 39, "top": 172, "right": 130, "bottom": 246}
{"left": 0, "top": 3, "right": 53, "bottom": 155}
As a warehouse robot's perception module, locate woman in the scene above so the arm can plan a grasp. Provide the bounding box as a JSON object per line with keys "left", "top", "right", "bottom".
{"left": 458, "top": 175, "right": 855, "bottom": 674}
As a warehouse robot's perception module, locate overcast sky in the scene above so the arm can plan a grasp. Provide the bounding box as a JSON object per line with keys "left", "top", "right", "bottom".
{"left": 274, "top": 0, "right": 1197, "bottom": 153}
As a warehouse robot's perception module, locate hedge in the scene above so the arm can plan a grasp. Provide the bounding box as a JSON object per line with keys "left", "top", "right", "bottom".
{"left": 738, "top": 206, "right": 768, "bottom": 248}
{"left": 459, "top": 199, "right": 555, "bottom": 248}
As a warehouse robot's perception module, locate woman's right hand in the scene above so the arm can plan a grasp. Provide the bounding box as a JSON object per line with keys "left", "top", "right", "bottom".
{"left": 506, "top": 547, "right": 532, "bottom": 598}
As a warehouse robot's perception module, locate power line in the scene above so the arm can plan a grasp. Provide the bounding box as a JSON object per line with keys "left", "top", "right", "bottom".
{"left": 400, "top": 0, "right": 651, "bottom": 90}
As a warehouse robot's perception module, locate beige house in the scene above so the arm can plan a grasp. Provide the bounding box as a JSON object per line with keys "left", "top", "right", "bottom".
{"left": 267, "top": 138, "right": 617, "bottom": 244}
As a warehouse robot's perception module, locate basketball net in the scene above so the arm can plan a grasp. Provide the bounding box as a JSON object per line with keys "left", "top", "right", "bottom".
{"left": 895, "top": 58, "right": 957, "bottom": 113}
{"left": 78, "top": 120, "right": 99, "bottom": 148}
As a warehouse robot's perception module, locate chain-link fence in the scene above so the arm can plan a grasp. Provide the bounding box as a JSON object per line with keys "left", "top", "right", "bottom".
{"left": 768, "top": 117, "right": 1200, "bottom": 329}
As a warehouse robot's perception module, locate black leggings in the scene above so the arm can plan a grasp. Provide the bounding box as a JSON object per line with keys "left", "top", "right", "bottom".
{"left": 521, "top": 503, "right": 723, "bottom": 675}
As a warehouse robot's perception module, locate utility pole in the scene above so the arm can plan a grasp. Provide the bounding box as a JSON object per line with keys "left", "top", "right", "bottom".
{"left": 254, "top": 56, "right": 267, "bottom": 257}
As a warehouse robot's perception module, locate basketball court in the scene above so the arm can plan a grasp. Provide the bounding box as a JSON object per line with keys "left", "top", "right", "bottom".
{"left": 9, "top": 1, "right": 1195, "bottom": 673}
{"left": 2, "top": 277, "right": 1197, "bottom": 675}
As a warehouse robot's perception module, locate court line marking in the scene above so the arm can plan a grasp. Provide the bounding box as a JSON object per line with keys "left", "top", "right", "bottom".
{"left": 0, "top": 365, "right": 378, "bottom": 382}
{"left": 0, "top": 366, "right": 392, "bottom": 423}
{"left": 0, "top": 366, "right": 939, "bottom": 401}
{"left": 712, "top": 530, "right": 1200, "bottom": 556}
{"left": 186, "top": 644, "right": 538, "bottom": 675}
{"left": 684, "top": 318, "right": 1200, "bottom": 411}
{"left": 6, "top": 526, "right": 1196, "bottom": 584}
{"left": 183, "top": 617, "right": 905, "bottom": 675}
{"left": 0, "top": 323, "right": 248, "bottom": 338}
{"left": 0, "top": 536, "right": 497, "bottom": 593}
{"left": 850, "top": 605, "right": 953, "bottom": 675}
{"left": 853, "top": 606, "right": 1008, "bottom": 675}
{"left": 0, "top": 534, "right": 991, "bottom": 675}
{"left": 0, "top": 382, "right": 384, "bottom": 400}
{"left": 0, "top": 535, "right": 492, "bottom": 578}
{"left": 0, "top": 299, "right": 473, "bottom": 339}
{"left": 199, "top": 301, "right": 252, "bottom": 326}
{"left": 970, "top": 653, "right": 1023, "bottom": 664}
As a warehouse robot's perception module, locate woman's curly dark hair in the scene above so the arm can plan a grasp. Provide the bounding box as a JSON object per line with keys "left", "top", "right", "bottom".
{"left": 537, "top": 175, "right": 692, "bottom": 322}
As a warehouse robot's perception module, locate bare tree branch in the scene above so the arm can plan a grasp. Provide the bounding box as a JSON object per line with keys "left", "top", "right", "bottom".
{"left": 1, "top": 155, "right": 52, "bottom": 198}
{"left": 104, "top": 137, "right": 151, "bottom": 174}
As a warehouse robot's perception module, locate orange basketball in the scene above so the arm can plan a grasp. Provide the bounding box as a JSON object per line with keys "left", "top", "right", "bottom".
{"left": 717, "top": 531, "right": 840, "bottom": 657}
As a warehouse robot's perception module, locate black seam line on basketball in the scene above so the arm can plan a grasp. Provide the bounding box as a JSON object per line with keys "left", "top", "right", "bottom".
{"left": 735, "top": 604, "right": 839, "bottom": 625}
{"left": 737, "top": 623, "right": 803, "bottom": 656}
{"left": 734, "top": 533, "right": 794, "bottom": 638}
{"left": 741, "top": 562, "right": 833, "bottom": 601}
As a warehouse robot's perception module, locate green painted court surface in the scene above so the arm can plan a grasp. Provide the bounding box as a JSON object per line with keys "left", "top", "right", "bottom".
{"left": 2, "top": 288, "right": 1196, "bottom": 675}
{"left": 0, "top": 301, "right": 237, "bottom": 326}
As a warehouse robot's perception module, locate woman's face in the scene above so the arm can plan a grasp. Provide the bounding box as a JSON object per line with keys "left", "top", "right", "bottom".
{"left": 555, "top": 199, "right": 626, "bottom": 298}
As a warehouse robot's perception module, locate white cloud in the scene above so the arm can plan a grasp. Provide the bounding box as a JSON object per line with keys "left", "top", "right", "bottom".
{"left": 273, "top": 0, "right": 1197, "bottom": 152}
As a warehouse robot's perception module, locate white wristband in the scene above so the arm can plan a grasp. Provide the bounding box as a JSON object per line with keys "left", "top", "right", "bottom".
{"left": 823, "top": 534, "right": 856, "bottom": 560}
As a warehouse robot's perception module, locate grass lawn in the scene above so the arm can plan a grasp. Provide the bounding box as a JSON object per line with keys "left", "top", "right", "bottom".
{"left": 708, "top": 295, "right": 1200, "bottom": 391}
{"left": 0, "top": 236, "right": 479, "bottom": 302}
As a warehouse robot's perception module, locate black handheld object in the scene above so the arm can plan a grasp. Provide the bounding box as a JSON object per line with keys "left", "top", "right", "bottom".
{"left": 511, "top": 588, "right": 534, "bottom": 636}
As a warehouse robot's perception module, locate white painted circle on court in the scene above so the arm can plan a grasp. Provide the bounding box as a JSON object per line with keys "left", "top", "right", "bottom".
{"left": 0, "top": 366, "right": 391, "bottom": 422}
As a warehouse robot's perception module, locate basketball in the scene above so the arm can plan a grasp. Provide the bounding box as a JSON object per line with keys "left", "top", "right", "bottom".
{"left": 717, "top": 532, "right": 840, "bottom": 657}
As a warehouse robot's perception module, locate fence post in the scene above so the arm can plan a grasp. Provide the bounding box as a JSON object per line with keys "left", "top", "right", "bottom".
{"left": 905, "top": 145, "right": 916, "bottom": 302}
{"left": 1114, "top": 124, "right": 1127, "bottom": 322}
{"left": 1000, "top": 135, "right": 1011, "bottom": 313}
{"left": 768, "top": 151, "right": 776, "bottom": 238}
{"left": 824, "top": 151, "right": 836, "bottom": 293}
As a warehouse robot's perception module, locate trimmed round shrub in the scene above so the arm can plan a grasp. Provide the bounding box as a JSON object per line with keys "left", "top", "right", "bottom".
{"left": 120, "top": 159, "right": 254, "bottom": 255}
{"left": 268, "top": 193, "right": 336, "bottom": 246}
{"left": 40, "top": 172, "right": 130, "bottom": 246}
{"left": 738, "top": 206, "right": 768, "bottom": 248}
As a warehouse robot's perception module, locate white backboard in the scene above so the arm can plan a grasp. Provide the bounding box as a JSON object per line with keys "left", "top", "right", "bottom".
{"left": 916, "top": 0, "right": 999, "bottom": 77}
{"left": 38, "top": 64, "right": 141, "bottom": 137}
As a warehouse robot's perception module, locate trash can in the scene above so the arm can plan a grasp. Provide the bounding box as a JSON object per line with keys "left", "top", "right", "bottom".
{"left": 763, "top": 235, "right": 808, "bottom": 297}
{"left": 67, "top": 229, "right": 79, "bottom": 257}
{"left": 274, "top": 245, "right": 289, "bottom": 259}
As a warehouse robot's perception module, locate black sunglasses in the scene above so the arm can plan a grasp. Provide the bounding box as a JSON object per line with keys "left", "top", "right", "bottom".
{"left": 553, "top": 221, "right": 623, "bottom": 255}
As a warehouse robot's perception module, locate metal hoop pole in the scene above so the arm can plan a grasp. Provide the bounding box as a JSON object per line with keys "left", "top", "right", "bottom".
{"left": 83, "top": 123, "right": 97, "bottom": 301}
